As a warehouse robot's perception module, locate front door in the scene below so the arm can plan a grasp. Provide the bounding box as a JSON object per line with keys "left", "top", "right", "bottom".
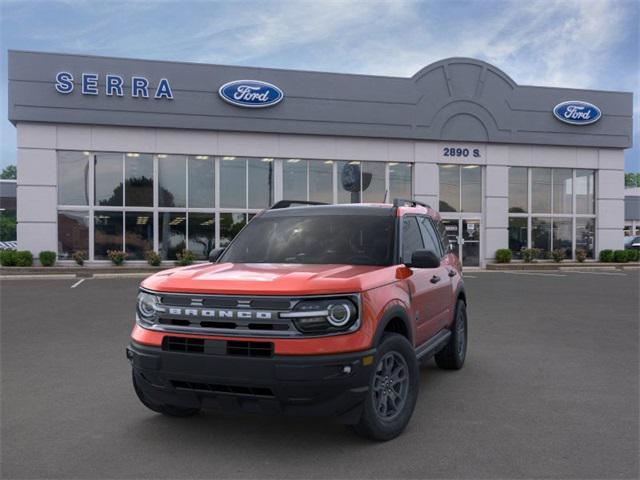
{"left": 441, "top": 218, "right": 481, "bottom": 267}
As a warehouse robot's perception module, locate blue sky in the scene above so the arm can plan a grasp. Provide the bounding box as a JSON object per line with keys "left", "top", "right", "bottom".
{"left": 1, "top": 0, "right": 638, "bottom": 171}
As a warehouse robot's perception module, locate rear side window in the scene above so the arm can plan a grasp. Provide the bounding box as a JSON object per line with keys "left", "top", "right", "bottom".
{"left": 401, "top": 216, "right": 424, "bottom": 264}
{"left": 418, "top": 217, "right": 443, "bottom": 257}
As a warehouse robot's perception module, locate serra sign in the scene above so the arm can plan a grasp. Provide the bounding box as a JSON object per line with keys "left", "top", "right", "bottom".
{"left": 55, "top": 72, "right": 174, "bottom": 99}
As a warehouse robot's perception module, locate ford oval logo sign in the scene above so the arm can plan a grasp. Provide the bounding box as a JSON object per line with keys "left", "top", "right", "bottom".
{"left": 218, "top": 80, "right": 283, "bottom": 108}
{"left": 553, "top": 100, "right": 601, "bottom": 125}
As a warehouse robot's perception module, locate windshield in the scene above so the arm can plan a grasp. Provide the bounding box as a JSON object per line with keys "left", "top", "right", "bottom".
{"left": 221, "top": 214, "right": 396, "bottom": 265}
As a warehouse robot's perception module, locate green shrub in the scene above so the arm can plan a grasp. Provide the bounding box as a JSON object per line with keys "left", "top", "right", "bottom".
{"left": 72, "top": 250, "right": 87, "bottom": 266}
{"left": 613, "top": 250, "right": 628, "bottom": 263}
{"left": 15, "top": 250, "right": 33, "bottom": 267}
{"left": 626, "top": 249, "right": 639, "bottom": 262}
{"left": 175, "top": 249, "right": 196, "bottom": 266}
{"left": 575, "top": 249, "right": 588, "bottom": 263}
{"left": 521, "top": 248, "right": 534, "bottom": 263}
{"left": 0, "top": 249, "right": 17, "bottom": 266}
{"left": 107, "top": 250, "right": 127, "bottom": 266}
{"left": 599, "top": 249, "right": 614, "bottom": 262}
{"left": 551, "top": 249, "right": 565, "bottom": 263}
{"left": 145, "top": 250, "right": 162, "bottom": 266}
{"left": 495, "top": 249, "right": 512, "bottom": 263}
{"left": 39, "top": 250, "right": 57, "bottom": 267}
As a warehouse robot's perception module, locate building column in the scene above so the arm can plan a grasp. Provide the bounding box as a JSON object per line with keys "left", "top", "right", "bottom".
{"left": 16, "top": 123, "right": 58, "bottom": 259}
{"left": 413, "top": 142, "right": 438, "bottom": 207}
{"left": 484, "top": 164, "right": 509, "bottom": 264}
{"left": 596, "top": 149, "right": 625, "bottom": 253}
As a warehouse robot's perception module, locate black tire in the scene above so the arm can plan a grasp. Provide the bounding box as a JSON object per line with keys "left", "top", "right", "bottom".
{"left": 351, "top": 333, "right": 419, "bottom": 441}
{"left": 132, "top": 371, "right": 200, "bottom": 417}
{"left": 435, "top": 300, "right": 467, "bottom": 370}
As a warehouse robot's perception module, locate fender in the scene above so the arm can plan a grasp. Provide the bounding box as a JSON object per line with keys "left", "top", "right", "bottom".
{"left": 372, "top": 304, "right": 414, "bottom": 347}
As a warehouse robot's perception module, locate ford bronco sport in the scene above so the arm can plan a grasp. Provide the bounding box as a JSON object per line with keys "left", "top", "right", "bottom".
{"left": 127, "top": 199, "right": 467, "bottom": 440}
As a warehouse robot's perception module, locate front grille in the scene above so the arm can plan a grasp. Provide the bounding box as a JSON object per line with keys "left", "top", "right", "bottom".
{"left": 145, "top": 292, "right": 359, "bottom": 338}
{"left": 227, "top": 340, "right": 273, "bottom": 357}
{"left": 162, "top": 336, "right": 274, "bottom": 357}
{"left": 171, "top": 380, "right": 274, "bottom": 397}
{"left": 163, "top": 336, "right": 204, "bottom": 353}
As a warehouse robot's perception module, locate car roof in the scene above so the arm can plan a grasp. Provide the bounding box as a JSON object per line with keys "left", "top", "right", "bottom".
{"left": 261, "top": 202, "right": 441, "bottom": 220}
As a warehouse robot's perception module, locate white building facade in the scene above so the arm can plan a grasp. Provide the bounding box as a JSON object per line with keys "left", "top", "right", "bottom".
{"left": 8, "top": 51, "right": 633, "bottom": 267}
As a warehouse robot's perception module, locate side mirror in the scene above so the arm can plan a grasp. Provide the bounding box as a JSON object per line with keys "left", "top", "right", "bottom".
{"left": 208, "top": 248, "right": 225, "bottom": 263}
{"left": 407, "top": 249, "right": 441, "bottom": 269}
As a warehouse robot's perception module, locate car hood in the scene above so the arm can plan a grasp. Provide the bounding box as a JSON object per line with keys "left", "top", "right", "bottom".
{"left": 141, "top": 262, "right": 397, "bottom": 296}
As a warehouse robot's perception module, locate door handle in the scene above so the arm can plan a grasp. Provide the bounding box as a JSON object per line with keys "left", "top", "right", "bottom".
{"left": 430, "top": 275, "right": 441, "bottom": 284}
{"left": 448, "top": 269, "right": 457, "bottom": 277}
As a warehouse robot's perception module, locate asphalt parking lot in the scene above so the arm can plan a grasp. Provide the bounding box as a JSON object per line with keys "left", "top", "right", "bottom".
{"left": 1, "top": 270, "right": 638, "bottom": 479}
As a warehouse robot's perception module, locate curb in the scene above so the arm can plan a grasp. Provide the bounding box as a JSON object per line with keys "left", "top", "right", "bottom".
{"left": 486, "top": 262, "right": 638, "bottom": 271}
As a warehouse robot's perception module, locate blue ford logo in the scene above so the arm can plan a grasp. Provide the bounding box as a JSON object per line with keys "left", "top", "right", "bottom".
{"left": 553, "top": 101, "right": 601, "bottom": 125}
{"left": 218, "top": 80, "right": 283, "bottom": 108}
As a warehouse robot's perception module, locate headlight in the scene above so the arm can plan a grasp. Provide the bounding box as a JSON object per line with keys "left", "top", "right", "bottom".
{"left": 281, "top": 297, "right": 358, "bottom": 334}
{"left": 136, "top": 291, "right": 160, "bottom": 324}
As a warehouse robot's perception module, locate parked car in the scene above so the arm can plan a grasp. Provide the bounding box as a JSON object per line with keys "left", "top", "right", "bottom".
{"left": 624, "top": 236, "right": 640, "bottom": 250}
{"left": 127, "top": 199, "right": 467, "bottom": 441}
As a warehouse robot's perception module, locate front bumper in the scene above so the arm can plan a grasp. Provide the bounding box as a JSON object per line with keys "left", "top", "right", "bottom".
{"left": 127, "top": 341, "right": 376, "bottom": 424}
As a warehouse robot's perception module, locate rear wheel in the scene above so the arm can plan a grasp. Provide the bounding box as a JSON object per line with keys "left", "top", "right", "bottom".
{"left": 435, "top": 300, "right": 467, "bottom": 370}
{"left": 132, "top": 371, "right": 200, "bottom": 417}
{"left": 351, "top": 333, "right": 419, "bottom": 441}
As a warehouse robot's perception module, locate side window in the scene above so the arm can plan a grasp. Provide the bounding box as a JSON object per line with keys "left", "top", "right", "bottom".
{"left": 402, "top": 216, "right": 424, "bottom": 264}
{"left": 418, "top": 217, "right": 443, "bottom": 257}
{"left": 437, "top": 220, "right": 450, "bottom": 252}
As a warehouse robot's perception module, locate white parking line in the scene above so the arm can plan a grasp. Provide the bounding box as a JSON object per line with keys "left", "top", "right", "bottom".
{"left": 70, "top": 278, "right": 86, "bottom": 288}
{"left": 463, "top": 275, "right": 477, "bottom": 278}
{"left": 568, "top": 270, "right": 627, "bottom": 276}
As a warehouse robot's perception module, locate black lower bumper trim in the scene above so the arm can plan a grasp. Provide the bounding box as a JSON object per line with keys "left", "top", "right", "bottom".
{"left": 128, "top": 341, "right": 376, "bottom": 423}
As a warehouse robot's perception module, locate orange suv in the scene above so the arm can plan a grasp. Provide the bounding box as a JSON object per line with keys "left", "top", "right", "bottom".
{"left": 127, "top": 199, "right": 467, "bottom": 440}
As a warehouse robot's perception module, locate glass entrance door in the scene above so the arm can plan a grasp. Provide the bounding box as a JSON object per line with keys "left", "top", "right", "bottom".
{"left": 441, "top": 218, "right": 481, "bottom": 267}
{"left": 461, "top": 219, "right": 480, "bottom": 267}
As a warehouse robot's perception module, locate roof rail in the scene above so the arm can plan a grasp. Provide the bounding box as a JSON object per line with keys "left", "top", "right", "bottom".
{"left": 270, "top": 200, "right": 328, "bottom": 209}
{"left": 392, "top": 198, "right": 431, "bottom": 209}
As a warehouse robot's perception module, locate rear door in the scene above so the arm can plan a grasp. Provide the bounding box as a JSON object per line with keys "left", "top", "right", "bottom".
{"left": 400, "top": 215, "right": 444, "bottom": 346}
{"left": 418, "top": 216, "right": 454, "bottom": 331}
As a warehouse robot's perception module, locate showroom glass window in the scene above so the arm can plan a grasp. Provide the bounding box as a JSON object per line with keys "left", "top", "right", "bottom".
{"left": 438, "top": 165, "right": 482, "bottom": 212}
{"left": 124, "top": 153, "right": 153, "bottom": 207}
{"left": 389, "top": 163, "right": 412, "bottom": 200}
{"left": 58, "top": 151, "right": 90, "bottom": 206}
{"left": 158, "top": 155, "right": 186, "bottom": 207}
{"left": 56, "top": 152, "right": 409, "bottom": 261}
{"left": 508, "top": 168, "right": 596, "bottom": 260}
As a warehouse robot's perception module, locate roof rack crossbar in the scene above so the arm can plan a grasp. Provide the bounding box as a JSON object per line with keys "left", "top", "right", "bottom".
{"left": 270, "top": 200, "right": 328, "bottom": 210}
{"left": 392, "top": 198, "right": 431, "bottom": 209}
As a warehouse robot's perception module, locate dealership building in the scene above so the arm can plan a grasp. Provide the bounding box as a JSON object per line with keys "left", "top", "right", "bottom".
{"left": 7, "top": 50, "right": 633, "bottom": 267}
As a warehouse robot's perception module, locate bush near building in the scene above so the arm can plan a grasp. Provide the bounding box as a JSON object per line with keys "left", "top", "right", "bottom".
{"left": 175, "top": 249, "right": 196, "bottom": 266}
{"left": 39, "top": 251, "right": 56, "bottom": 266}
{"left": 107, "top": 250, "right": 127, "bottom": 265}
{"left": 495, "top": 249, "right": 512, "bottom": 263}
{"left": 15, "top": 251, "right": 33, "bottom": 266}
{"left": 613, "top": 250, "right": 628, "bottom": 263}
{"left": 626, "top": 249, "right": 639, "bottom": 262}
{"left": 599, "top": 249, "right": 614, "bottom": 262}
{"left": 0, "top": 249, "right": 17, "bottom": 266}
{"left": 551, "top": 249, "right": 566, "bottom": 263}
{"left": 575, "top": 249, "right": 588, "bottom": 262}
{"left": 145, "top": 250, "right": 161, "bottom": 266}
{"left": 72, "top": 250, "right": 87, "bottom": 266}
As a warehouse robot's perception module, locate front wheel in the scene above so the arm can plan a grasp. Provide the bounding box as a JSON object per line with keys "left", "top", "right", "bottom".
{"left": 351, "top": 333, "right": 419, "bottom": 441}
{"left": 435, "top": 300, "right": 467, "bottom": 370}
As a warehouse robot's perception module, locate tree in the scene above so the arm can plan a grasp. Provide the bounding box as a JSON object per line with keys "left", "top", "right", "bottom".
{"left": 625, "top": 172, "right": 640, "bottom": 188}
{"left": 1, "top": 165, "right": 16, "bottom": 180}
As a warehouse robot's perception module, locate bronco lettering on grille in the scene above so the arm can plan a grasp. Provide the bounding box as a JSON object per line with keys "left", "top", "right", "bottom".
{"left": 156, "top": 306, "right": 273, "bottom": 320}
